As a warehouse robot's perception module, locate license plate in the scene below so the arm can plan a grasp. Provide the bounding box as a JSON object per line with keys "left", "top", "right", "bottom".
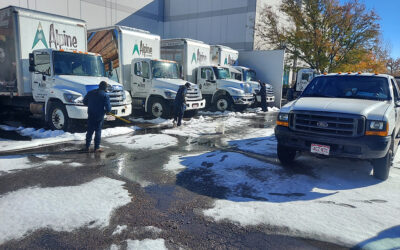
{"left": 311, "top": 144, "right": 330, "bottom": 155}
{"left": 192, "top": 104, "right": 199, "bottom": 108}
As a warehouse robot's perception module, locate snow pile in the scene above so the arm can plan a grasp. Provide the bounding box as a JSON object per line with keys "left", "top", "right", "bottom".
{"left": 0, "top": 125, "right": 136, "bottom": 152}
{"left": 105, "top": 134, "right": 178, "bottom": 150}
{"left": 227, "top": 128, "right": 276, "bottom": 155}
{"left": 0, "top": 177, "right": 131, "bottom": 244}
{"left": 189, "top": 150, "right": 400, "bottom": 247}
{"left": 129, "top": 117, "right": 172, "bottom": 126}
{"left": 126, "top": 239, "right": 167, "bottom": 250}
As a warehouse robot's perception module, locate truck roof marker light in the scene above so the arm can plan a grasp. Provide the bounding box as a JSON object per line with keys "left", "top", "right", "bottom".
{"left": 78, "top": 51, "right": 82, "bottom": 54}
{"left": 73, "top": 50, "right": 77, "bottom": 53}
{"left": 375, "top": 72, "right": 379, "bottom": 75}
{"left": 338, "top": 72, "right": 342, "bottom": 75}
{"left": 323, "top": 72, "right": 327, "bottom": 75}
{"left": 347, "top": 72, "right": 351, "bottom": 74}
{"left": 59, "top": 49, "right": 64, "bottom": 52}
{"left": 84, "top": 52, "right": 88, "bottom": 54}
{"left": 358, "top": 72, "right": 362, "bottom": 74}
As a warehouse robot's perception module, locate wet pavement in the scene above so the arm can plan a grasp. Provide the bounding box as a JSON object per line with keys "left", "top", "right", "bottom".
{"left": 0, "top": 111, "right": 349, "bottom": 249}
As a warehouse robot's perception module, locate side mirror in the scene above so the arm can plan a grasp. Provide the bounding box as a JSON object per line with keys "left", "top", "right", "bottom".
{"left": 29, "top": 53, "right": 35, "bottom": 72}
{"left": 42, "top": 75, "right": 46, "bottom": 81}
{"left": 29, "top": 65, "right": 35, "bottom": 72}
{"left": 108, "top": 61, "right": 113, "bottom": 76}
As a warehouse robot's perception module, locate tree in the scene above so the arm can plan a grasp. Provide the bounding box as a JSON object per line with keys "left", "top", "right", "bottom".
{"left": 387, "top": 58, "right": 400, "bottom": 76}
{"left": 255, "top": 0, "right": 381, "bottom": 73}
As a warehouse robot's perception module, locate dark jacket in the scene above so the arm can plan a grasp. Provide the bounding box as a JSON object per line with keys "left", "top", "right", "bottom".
{"left": 174, "top": 85, "right": 188, "bottom": 106}
{"left": 83, "top": 89, "right": 112, "bottom": 121}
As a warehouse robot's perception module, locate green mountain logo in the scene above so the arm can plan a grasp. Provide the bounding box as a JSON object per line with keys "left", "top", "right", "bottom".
{"left": 132, "top": 43, "right": 139, "bottom": 55}
{"left": 224, "top": 58, "right": 228, "bottom": 65}
{"left": 32, "top": 22, "right": 48, "bottom": 49}
{"left": 191, "top": 52, "right": 196, "bottom": 63}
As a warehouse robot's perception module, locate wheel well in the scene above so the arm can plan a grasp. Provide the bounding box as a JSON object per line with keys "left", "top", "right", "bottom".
{"left": 212, "top": 90, "right": 232, "bottom": 104}
{"left": 45, "top": 98, "right": 64, "bottom": 121}
{"left": 145, "top": 95, "right": 166, "bottom": 112}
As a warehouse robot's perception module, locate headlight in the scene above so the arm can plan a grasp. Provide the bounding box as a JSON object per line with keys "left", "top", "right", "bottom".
{"left": 164, "top": 91, "right": 176, "bottom": 99}
{"left": 366, "top": 120, "right": 388, "bottom": 136}
{"left": 63, "top": 93, "right": 83, "bottom": 104}
{"left": 278, "top": 113, "right": 289, "bottom": 121}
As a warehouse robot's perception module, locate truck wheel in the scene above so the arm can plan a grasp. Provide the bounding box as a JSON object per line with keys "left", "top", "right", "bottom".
{"left": 148, "top": 97, "right": 169, "bottom": 119}
{"left": 214, "top": 95, "right": 232, "bottom": 112}
{"left": 371, "top": 139, "right": 393, "bottom": 180}
{"left": 277, "top": 143, "right": 297, "bottom": 165}
{"left": 48, "top": 102, "right": 70, "bottom": 131}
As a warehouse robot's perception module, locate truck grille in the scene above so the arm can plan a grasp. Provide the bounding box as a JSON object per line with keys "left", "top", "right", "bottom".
{"left": 186, "top": 87, "right": 202, "bottom": 101}
{"left": 266, "top": 86, "right": 274, "bottom": 96}
{"left": 107, "top": 85, "right": 125, "bottom": 107}
{"left": 289, "top": 111, "right": 365, "bottom": 137}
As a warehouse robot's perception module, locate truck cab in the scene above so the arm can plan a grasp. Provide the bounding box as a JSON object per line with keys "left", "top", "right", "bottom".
{"left": 29, "top": 49, "right": 132, "bottom": 130}
{"left": 131, "top": 58, "right": 205, "bottom": 118}
{"left": 275, "top": 73, "right": 400, "bottom": 180}
{"left": 233, "top": 66, "right": 275, "bottom": 107}
{"left": 296, "top": 68, "right": 318, "bottom": 92}
{"left": 195, "top": 65, "right": 254, "bottom": 111}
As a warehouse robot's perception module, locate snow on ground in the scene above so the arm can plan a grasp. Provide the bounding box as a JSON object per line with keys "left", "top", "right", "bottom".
{"left": 0, "top": 155, "right": 32, "bottom": 176}
{"left": 0, "top": 125, "right": 136, "bottom": 153}
{"left": 0, "top": 177, "right": 131, "bottom": 244}
{"left": 227, "top": 128, "right": 276, "bottom": 155}
{"left": 105, "top": 134, "right": 178, "bottom": 150}
{"left": 162, "top": 114, "right": 253, "bottom": 138}
{"left": 112, "top": 225, "right": 128, "bottom": 235}
{"left": 126, "top": 239, "right": 167, "bottom": 250}
{"left": 129, "top": 117, "right": 172, "bottom": 126}
{"left": 180, "top": 149, "right": 400, "bottom": 247}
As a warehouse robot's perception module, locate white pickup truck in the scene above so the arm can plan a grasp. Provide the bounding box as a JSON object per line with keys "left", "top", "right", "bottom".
{"left": 276, "top": 73, "right": 400, "bottom": 180}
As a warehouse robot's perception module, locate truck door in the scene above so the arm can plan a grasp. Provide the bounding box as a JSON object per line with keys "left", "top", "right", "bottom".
{"left": 391, "top": 79, "right": 400, "bottom": 136}
{"left": 131, "top": 61, "right": 151, "bottom": 98}
{"left": 198, "top": 67, "right": 216, "bottom": 95}
{"left": 32, "top": 51, "right": 51, "bottom": 102}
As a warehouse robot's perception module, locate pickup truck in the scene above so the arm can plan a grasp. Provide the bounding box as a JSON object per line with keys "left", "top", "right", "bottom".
{"left": 275, "top": 73, "right": 400, "bottom": 180}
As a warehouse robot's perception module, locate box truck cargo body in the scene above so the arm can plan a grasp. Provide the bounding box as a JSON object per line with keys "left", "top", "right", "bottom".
{"left": 88, "top": 26, "right": 205, "bottom": 118}
{"left": 161, "top": 39, "right": 254, "bottom": 112}
{"left": 0, "top": 6, "right": 131, "bottom": 131}
{"left": 211, "top": 45, "right": 239, "bottom": 66}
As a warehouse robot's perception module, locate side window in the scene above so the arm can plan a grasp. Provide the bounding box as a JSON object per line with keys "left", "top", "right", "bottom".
{"left": 134, "top": 62, "right": 141, "bottom": 76}
{"left": 391, "top": 79, "right": 399, "bottom": 101}
{"left": 142, "top": 62, "right": 149, "bottom": 79}
{"left": 201, "top": 68, "right": 207, "bottom": 79}
{"left": 34, "top": 52, "right": 50, "bottom": 75}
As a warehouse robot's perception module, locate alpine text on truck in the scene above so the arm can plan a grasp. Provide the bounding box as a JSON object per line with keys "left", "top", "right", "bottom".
{"left": 0, "top": 6, "right": 132, "bottom": 131}
{"left": 161, "top": 39, "right": 254, "bottom": 112}
{"left": 87, "top": 26, "right": 205, "bottom": 118}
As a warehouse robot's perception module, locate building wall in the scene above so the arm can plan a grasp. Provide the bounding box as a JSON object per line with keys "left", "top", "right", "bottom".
{"left": 163, "top": 0, "right": 257, "bottom": 51}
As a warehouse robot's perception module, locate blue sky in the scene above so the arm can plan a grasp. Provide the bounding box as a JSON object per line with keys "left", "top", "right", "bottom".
{"left": 356, "top": 0, "right": 400, "bottom": 58}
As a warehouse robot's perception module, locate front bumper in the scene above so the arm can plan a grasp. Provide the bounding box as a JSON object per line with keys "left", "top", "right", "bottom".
{"left": 186, "top": 99, "right": 206, "bottom": 110}
{"left": 275, "top": 125, "right": 391, "bottom": 159}
{"left": 232, "top": 95, "right": 254, "bottom": 105}
{"left": 66, "top": 104, "right": 132, "bottom": 119}
{"left": 256, "top": 94, "right": 275, "bottom": 103}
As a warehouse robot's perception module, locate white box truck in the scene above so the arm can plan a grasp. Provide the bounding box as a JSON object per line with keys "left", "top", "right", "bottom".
{"left": 88, "top": 26, "right": 205, "bottom": 118}
{"left": 232, "top": 66, "right": 275, "bottom": 107}
{"left": 0, "top": 6, "right": 132, "bottom": 131}
{"left": 161, "top": 39, "right": 254, "bottom": 112}
{"left": 211, "top": 45, "right": 239, "bottom": 66}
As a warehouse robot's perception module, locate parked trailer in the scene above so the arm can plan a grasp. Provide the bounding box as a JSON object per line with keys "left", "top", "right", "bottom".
{"left": 161, "top": 39, "right": 254, "bottom": 112}
{"left": 0, "top": 6, "right": 131, "bottom": 131}
{"left": 88, "top": 26, "right": 205, "bottom": 118}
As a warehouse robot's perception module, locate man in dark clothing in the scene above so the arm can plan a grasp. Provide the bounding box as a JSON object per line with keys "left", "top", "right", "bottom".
{"left": 83, "top": 81, "right": 111, "bottom": 152}
{"left": 173, "top": 82, "right": 190, "bottom": 127}
{"left": 259, "top": 80, "right": 267, "bottom": 112}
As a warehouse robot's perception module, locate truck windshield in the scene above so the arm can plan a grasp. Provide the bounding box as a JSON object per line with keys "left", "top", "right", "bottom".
{"left": 53, "top": 52, "right": 106, "bottom": 77}
{"left": 302, "top": 76, "right": 391, "bottom": 101}
{"left": 245, "top": 70, "right": 257, "bottom": 82}
{"left": 151, "top": 61, "right": 180, "bottom": 79}
{"left": 213, "top": 67, "right": 231, "bottom": 79}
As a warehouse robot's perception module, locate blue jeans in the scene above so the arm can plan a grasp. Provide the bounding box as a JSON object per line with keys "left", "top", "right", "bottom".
{"left": 86, "top": 118, "right": 104, "bottom": 149}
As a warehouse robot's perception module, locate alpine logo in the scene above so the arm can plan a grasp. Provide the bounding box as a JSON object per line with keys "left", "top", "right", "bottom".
{"left": 133, "top": 40, "right": 152, "bottom": 57}
{"left": 224, "top": 55, "right": 237, "bottom": 65}
{"left": 191, "top": 49, "right": 207, "bottom": 64}
{"left": 32, "top": 22, "right": 78, "bottom": 50}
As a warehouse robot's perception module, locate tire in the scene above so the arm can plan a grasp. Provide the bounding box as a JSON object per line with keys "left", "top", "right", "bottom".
{"left": 371, "top": 138, "right": 393, "bottom": 180}
{"left": 47, "top": 102, "right": 71, "bottom": 131}
{"left": 184, "top": 110, "right": 198, "bottom": 118}
{"left": 148, "top": 97, "right": 170, "bottom": 119}
{"left": 214, "top": 95, "right": 232, "bottom": 112}
{"left": 277, "top": 143, "right": 297, "bottom": 165}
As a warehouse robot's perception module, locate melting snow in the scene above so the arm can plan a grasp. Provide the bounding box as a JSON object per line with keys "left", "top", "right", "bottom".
{"left": 0, "top": 155, "right": 32, "bottom": 175}
{"left": 112, "top": 225, "right": 128, "bottom": 235}
{"left": 0, "top": 177, "right": 131, "bottom": 244}
{"left": 105, "top": 134, "right": 178, "bottom": 150}
{"left": 126, "top": 239, "right": 167, "bottom": 250}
